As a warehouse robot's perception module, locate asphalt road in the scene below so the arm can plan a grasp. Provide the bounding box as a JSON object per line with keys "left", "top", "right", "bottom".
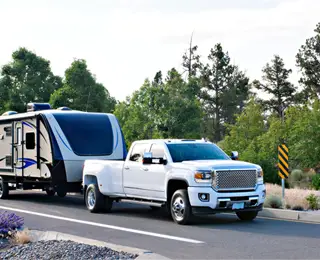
{"left": 0, "top": 191, "right": 319, "bottom": 259}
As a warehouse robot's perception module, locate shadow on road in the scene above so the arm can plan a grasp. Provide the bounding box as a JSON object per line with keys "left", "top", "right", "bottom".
{"left": 3, "top": 191, "right": 320, "bottom": 240}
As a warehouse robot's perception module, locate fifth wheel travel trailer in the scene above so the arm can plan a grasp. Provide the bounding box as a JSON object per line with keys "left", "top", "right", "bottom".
{"left": 0, "top": 103, "right": 126, "bottom": 199}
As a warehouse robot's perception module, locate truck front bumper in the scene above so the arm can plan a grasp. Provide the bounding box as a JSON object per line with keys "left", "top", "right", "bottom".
{"left": 188, "top": 184, "right": 266, "bottom": 215}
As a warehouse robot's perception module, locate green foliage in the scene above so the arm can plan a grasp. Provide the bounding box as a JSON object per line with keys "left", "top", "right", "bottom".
{"left": 253, "top": 55, "right": 297, "bottom": 116}
{"left": 305, "top": 194, "right": 319, "bottom": 210}
{"left": 296, "top": 22, "right": 320, "bottom": 99}
{"left": 200, "top": 43, "right": 250, "bottom": 142}
{"left": 264, "top": 195, "right": 283, "bottom": 209}
{"left": 312, "top": 174, "right": 320, "bottom": 190}
{"left": 114, "top": 69, "right": 202, "bottom": 147}
{"left": 0, "top": 47, "right": 62, "bottom": 113}
{"left": 50, "top": 59, "right": 116, "bottom": 112}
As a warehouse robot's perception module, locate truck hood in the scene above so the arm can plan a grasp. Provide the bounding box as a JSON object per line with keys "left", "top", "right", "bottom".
{"left": 173, "top": 159, "right": 260, "bottom": 171}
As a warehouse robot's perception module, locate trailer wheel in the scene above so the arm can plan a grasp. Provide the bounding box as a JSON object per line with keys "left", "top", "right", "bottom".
{"left": 0, "top": 177, "right": 9, "bottom": 199}
{"left": 85, "top": 184, "right": 104, "bottom": 213}
{"left": 46, "top": 189, "right": 56, "bottom": 196}
{"left": 57, "top": 190, "right": 67, "bottom": 198}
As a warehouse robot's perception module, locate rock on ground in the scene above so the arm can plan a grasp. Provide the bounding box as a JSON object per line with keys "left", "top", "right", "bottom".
{"left": 0, "top": 240, "right": 139, "bottom": 260}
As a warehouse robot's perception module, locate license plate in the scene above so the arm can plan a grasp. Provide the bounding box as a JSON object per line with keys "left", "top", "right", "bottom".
{"left": 232, "top": 202, "right": 244, "bottom": 210}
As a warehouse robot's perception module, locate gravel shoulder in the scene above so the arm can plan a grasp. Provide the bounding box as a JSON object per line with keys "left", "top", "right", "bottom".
{"left": 0, "top": 230, "right": 169, "bottom": 260}
{"left": 0, "top": 240, "right": 138, "bottom": 260}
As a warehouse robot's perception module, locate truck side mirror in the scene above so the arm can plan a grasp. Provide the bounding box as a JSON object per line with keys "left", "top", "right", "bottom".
{"left": 142, "top": 152, "right": 153, "bottom": 164}
{"left": 231, "top": 151, "right": 239, "bottom": 160}
{"left": 142, "top": 152, "right": 167, "bottom": 165}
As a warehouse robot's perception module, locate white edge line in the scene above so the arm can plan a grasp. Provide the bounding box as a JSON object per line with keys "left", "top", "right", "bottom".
{"left": 0, "top": 205, "right": 204, "bottom": 244}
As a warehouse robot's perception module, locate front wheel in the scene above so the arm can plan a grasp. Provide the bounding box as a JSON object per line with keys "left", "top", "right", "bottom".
{"left": 236, "top": 211, "right": 258, "bottom": 221}
{"left": 170, "top": 189, "right": 192, "bottom": 225}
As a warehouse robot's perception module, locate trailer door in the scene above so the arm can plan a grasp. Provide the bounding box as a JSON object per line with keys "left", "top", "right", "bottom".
{"left": 14, "top": 120, "right": 40, "bottom": 178}
{"left": 14, "top": 122, "right": 24, "bottom": 177}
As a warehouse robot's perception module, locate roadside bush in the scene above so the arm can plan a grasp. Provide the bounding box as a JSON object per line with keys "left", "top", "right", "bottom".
{"left": 288, "top": 169, "right": 315, "bottom": 189}
{"left": 306, "top": 194, "right": 319, "bottom": 210}
{"left": 0, "top": 212, "right": 24, "bottom": 239}
{"left": 291, "top": 169, "right": 303, "bottom": 182}
{"left": 291, "top": 205, "right": 304, "bottom": 211}
{"left": 311, "top": 174, "right": 320, "bottom": 190}
{"left": 264, "top": 195, "right": 283, "bottom": 209}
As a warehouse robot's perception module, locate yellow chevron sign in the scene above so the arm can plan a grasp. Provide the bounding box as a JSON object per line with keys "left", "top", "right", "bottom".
{"left": 278, "top": 144, "right": 289, "bottom": 179}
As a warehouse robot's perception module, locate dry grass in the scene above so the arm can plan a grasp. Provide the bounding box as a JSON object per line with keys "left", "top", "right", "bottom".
{"left": 12, "top": 229, "right": 31, "bottom": 245}
{"left": 265, "top": 183, "right": 320, "bottom": 210}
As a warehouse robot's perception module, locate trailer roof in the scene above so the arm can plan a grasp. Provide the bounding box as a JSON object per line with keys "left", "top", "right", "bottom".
{"left": 0, "top": 109, "right": 113, "bottom": 122}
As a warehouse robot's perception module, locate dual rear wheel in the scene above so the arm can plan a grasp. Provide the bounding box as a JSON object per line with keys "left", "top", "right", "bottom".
{"left": 85, "top": 184, "right": 113, "bottom": 213}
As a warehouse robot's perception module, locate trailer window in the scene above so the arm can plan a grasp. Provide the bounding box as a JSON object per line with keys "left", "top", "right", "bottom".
{"left": 53, "top": 113, "right": 114, "bottom": 156}
{"left": 26, "top": 132, "right": 35, "bottom": 150}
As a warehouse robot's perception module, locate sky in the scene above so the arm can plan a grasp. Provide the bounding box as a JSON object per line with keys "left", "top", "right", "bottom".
{"left": 0, "top": 0, "right": 319, "bottom": 101}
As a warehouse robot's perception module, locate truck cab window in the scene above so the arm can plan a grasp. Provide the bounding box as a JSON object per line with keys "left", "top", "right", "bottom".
{"left": 129, "top": 143, "right": 148, "bottom": 162}
{"left": 150, "top": 144, "right": 165, "bottom": 158}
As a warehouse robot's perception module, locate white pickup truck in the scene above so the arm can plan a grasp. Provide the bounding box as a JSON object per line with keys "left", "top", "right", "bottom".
{"left": 82, "top": 139, "right": 266, "bottom": 225}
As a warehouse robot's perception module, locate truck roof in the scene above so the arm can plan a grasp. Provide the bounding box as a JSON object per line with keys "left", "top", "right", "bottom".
{"left": 133, "top": 139, "right": 211, "bottom": 145}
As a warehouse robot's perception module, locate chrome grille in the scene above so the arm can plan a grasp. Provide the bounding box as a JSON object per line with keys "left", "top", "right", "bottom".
{"left": 213, "top": 169, "right": 257, "bottom": 191}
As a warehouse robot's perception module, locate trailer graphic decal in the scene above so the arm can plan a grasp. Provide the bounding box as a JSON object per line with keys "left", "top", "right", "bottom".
{"left": 15, "top": 158, "right": 37, "bottom": 169}
{"left": 54, "top": 127, "right": 72, "bottom": 152}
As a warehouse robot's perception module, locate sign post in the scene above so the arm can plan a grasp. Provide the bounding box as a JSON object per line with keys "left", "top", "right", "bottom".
{"left": 278, "top": 143, "right": 289, "bottom": 199}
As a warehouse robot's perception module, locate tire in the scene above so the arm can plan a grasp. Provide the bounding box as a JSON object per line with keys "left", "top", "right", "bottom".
{"left": 104, "top": 196, "right": 113, "bottom": 213}
{"left": 85, "top": 184, "right": 113, "bottom": 213}
{"left": 150, "top": 206, "right": 161, "bottom": 211}
{"left": 170, "top": 189, "right": 192, "bottom": 225}
{"left": 0, "top": 177, "right": 9, "bottom": 199}
{"left": 46, "top": 189, "right": 56, "bottom": 196}
{"left": 236, "top": 211, "right": 258, "bottom": 221}
{"left": 57, "top": 190, "right": 67, "bottom": 198}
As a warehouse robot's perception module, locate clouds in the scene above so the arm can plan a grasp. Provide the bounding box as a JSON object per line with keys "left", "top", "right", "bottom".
{"left": 0, "top": 0, "right": 319, "bottom": 101}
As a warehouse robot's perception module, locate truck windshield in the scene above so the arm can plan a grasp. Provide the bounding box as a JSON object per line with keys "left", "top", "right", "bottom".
{"left": 52, "top": 112, "right": 114, "bottom": 156}
{"left": 166, "top": 143, "right": 230, "bottom": 162}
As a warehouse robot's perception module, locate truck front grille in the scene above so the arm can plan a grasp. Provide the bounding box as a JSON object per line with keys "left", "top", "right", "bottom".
{"left": 213, "top": 169, "right": 257, "bottom": 191}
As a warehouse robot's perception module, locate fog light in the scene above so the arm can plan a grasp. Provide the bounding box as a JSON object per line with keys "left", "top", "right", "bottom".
{"left": 198, "top": 193, "right": 209, "bottom": 202}
{"left": 262, "top": 190, "right": 266, "bottom": 199}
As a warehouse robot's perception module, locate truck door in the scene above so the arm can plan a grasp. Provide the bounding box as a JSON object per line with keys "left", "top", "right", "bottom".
{"left": 123, "top": 143, "right": 150, "bottom": 197}
{"left": 144, "top": 143, "right": 167, "bottom": 199}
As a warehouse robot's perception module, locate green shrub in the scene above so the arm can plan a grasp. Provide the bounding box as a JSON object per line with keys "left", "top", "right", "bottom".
{"left": 305, "top": 194, "right": 319, "bottom": 210}
{"left": 291, "top": 169, "right": 303, "bottom": 182}
{"left": 264, "top": 195, "right": 283, "bottom": 209}
{"left": 311, "top": 174, "right": 320, "bottom": 190}
{"left": 291, "top": 205, "right": 304, "bottom": 211}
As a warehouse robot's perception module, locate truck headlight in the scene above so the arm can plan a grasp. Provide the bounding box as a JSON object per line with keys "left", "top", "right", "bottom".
{"left": 194, "top": 170, "right": 212, "bottom": 183}
{"left": 257, "top": 168, "right": 264, "bottom": 183}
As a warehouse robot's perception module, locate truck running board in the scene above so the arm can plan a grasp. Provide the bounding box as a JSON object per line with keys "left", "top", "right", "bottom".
{"left": 120, "top": 198, "right": 165, "bottom": 207}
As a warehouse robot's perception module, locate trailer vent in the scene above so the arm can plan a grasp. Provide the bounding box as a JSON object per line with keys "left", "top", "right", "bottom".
{"left": 27, "top": 103, "right": 52, "bottom": 112}
{"left": 57, "top": 107, "right": 72, "bottom": 111}
{"left": 1, "top": 111, "right": 17, "bottom": 116}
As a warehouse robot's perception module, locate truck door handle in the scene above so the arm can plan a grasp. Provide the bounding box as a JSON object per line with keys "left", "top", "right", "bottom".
{"left": 141, "top": 167, "right": 148, "bottom": 171}
{"left": 124, "top": 166, "right": 130, "bottom": 170}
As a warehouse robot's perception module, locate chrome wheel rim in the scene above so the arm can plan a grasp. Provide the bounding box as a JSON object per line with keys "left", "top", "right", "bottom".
{"left": 172, "top": 196, "right": 185, "bottom": 221}
{"left": 0, "top": 183, "right": 3, "bottom": 197}
{"left": 87, "top": 189, "right": 95, "bottom": 209}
